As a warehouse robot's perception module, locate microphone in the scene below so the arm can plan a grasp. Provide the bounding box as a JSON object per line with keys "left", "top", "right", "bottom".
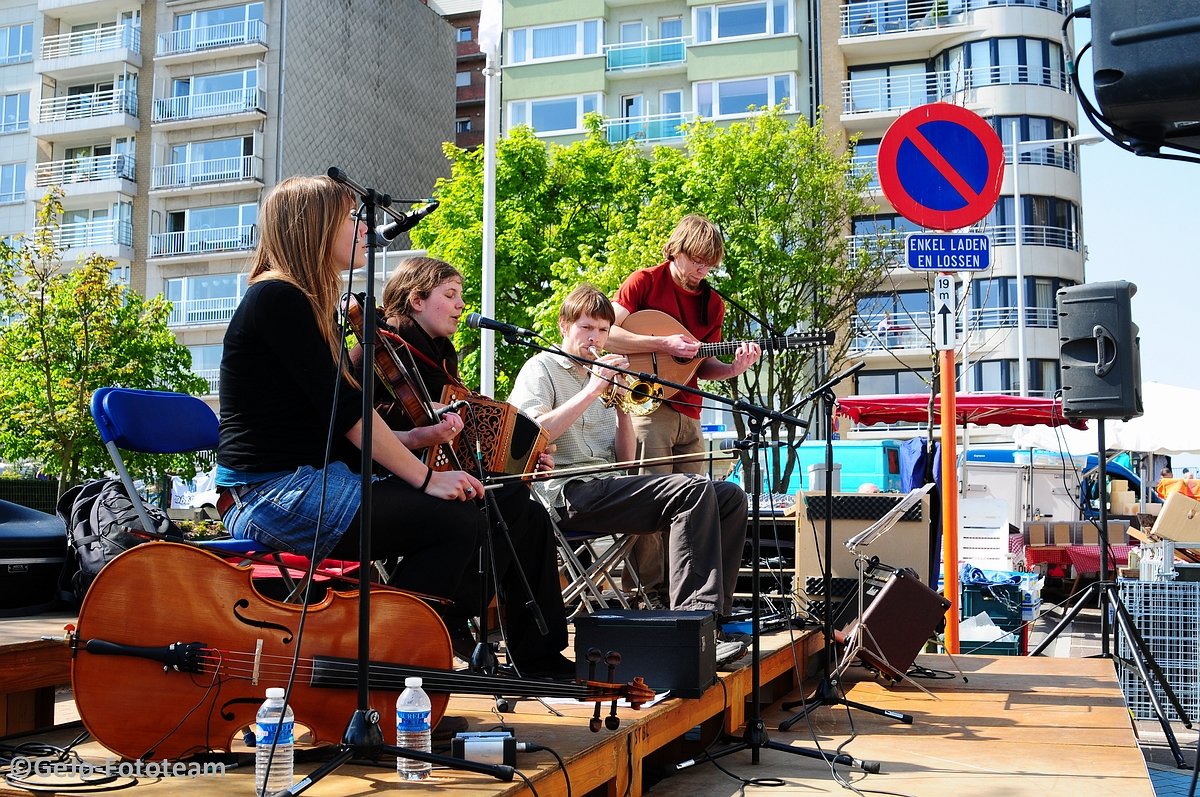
{"left": 375, "top": 201, "right": 440, "bottom": 241}
{"left": 435, "top": 399, "right": 470, "bottom": 419}
{"left": 719, "top": 439, "right": 790, "bottom": 452}
{"left": 465, "top": 313, "right": 536, "bottom": 338}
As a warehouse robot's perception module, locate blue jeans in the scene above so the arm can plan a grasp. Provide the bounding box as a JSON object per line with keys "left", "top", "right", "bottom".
{"left": 222, "top": 461, "right": 361, "bottom": 563}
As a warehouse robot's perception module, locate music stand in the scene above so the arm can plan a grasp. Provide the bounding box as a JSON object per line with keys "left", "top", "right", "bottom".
{"left": 834, "top": 483, "right": 951, "bottom": 700}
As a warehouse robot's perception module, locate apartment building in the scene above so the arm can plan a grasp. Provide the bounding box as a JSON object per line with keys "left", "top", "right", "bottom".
{"left": 824, "top": 0, "right": 1087, "bottom": 411}
{"left": 2, "top": 0, "right": 455, "bottom": 400}
{"left": 426, "top": 0, "right": 485, "bottom": 150}
{"left": 499, "top": 0, "right": 818, "bottom": 145}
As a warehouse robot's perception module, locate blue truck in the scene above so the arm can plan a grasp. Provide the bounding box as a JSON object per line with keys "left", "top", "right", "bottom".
{"left": 726, "top": 439, "right": 903, "bottom": 494}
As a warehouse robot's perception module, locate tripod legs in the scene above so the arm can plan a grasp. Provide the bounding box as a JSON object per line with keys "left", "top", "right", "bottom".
{"left": 674, "top": 717, "right": 881, "bottom": 774}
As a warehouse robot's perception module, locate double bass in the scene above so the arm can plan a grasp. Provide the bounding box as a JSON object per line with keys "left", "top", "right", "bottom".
{"left": 69, "top": 543, "right": 653, "bottom": 761}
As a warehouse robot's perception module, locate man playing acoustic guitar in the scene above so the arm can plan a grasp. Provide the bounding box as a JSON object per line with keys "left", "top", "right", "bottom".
{"left": 604, "top": 214, "right": 761, "bottom": 606}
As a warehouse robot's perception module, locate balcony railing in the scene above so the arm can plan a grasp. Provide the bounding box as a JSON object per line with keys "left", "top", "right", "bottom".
{"left": 40, "top": 23, "right": 139, "bottom": 60}
{"left": 35, "top": 153, "right": 135, "bottom": 187}
{"left": 847, "top": 305, "right": 1059, "bottom": 354}
{"left": 847, "top": 231, "right": 907, "bottom": 264}
{"left": 850, "top": 153, "right": 879, "bottom": 188}
{"left": 37, "top": 88, "right": 138, "bottom": 122}
{"left": 195, "top": 369, "right": 219, "bottom": 394}
{"left": 840, "top": 0, "right": 1070, "bottom": 39}
{"left": 167, "top": 296, "right": 240, "bottom": 326}
{"left": 151, "top": 154, "right": 263, "bottom": 190}
{"left": 604, "top": 112, "right": 694, "bottom": 144}
{"left": 986, "top": 224, "right": 1080, "bottom": 250}
{"left": 152, "top": 86, "right": 266, "bottom": 122}
{"left": 604, "top": 36, "right": 689, "bottom": 71}
{"left": 150, "top": 223, "right": 257, "bottom": 257}
{"left": 156, "top": 19, "right": 267, "bottom": 57}
{"left": 843, "top": 66, "right": 1068, "bottom": 115}
{"left": 44, "top": 218, "right": 133, "bottom": 249}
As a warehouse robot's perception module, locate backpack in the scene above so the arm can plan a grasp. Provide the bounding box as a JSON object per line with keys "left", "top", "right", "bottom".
{"left": 56, "top": 478, "right": 184, "bottom": 604}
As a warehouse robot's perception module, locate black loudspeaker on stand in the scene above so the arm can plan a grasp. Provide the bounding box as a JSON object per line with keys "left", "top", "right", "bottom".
{"left": 1036, "top": 280, "right": 1193, "bottom": 771}
{"left": 1058, "top": 281, "right": 1142, "bottom": 421}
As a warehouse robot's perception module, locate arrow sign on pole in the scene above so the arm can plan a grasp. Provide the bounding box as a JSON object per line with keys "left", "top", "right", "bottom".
{"left": 934, "top": 273, "right": 956, "bottom": 351}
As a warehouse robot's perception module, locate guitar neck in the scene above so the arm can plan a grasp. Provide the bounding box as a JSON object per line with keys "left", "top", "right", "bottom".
{"left": 698, "top": 332, "right": 831, "bottom": 358}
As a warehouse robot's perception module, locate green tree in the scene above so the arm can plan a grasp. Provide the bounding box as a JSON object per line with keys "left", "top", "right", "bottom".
{"left": 0, "top": 188, "right": 210, "bottom": 496}
{"left": 414, "top": 110, "right": 892, "bottom": 491}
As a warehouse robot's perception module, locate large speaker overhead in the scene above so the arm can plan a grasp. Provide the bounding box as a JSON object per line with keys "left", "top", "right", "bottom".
{"left": 1091, "top": 1, "right": 1200, "bottom": 154}
{"left": 1057, "top": 281, "right": 1143, "bottom": 421}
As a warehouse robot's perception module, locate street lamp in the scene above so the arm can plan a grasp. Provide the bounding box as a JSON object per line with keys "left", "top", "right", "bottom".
{"left": 1009, "top": 125, "right": 1102, "bottom": 396}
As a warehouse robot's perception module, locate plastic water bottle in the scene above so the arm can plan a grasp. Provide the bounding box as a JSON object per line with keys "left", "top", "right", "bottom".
{"left": 395, "top": 676, "right": 432, "bottom": 780}
{"left": 255, "top": 687, "right": 294, "bottom": 793}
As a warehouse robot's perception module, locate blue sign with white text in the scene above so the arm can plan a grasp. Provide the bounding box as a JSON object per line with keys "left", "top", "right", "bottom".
{"left": 905, "top": 233, "right": 991, "bottom": 271}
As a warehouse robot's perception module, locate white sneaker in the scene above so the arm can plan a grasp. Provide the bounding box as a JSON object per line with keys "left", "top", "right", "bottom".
{"left": 716, "top": 640, "right": 747, "bottom": 666}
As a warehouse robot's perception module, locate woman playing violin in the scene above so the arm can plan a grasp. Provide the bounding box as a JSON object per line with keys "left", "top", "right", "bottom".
{"left": 215, "top": 175, "right": 485, "bottom": 602}
{"left": 378, "top": 256, "right": 572, "bottom": 680}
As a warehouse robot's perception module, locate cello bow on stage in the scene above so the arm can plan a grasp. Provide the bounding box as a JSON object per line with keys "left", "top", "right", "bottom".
{"left": 483, "top": 450, "right": 738, "bottom": 487}
{"left": 68, "top": 543, "right": 654, "bottom": 761}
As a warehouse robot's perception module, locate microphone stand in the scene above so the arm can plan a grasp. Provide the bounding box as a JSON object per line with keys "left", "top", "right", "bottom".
{"left": 494, "top": 332, "right": 880, "bottom": 774}
{"left": 276, "top": 168, "right": 514, "bottom": 796}
{"left": 778, "top": 363, "right": 912, "bottom": 731}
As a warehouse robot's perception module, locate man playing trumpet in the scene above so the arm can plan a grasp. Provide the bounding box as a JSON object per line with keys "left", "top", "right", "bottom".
{"left": 509, "top": 284, "right": 747, "bottom": 618}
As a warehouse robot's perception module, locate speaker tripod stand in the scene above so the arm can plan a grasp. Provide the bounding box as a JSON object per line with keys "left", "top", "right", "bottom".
{"left": 1031, "top": 423, "right": 1192, "bottom": 768}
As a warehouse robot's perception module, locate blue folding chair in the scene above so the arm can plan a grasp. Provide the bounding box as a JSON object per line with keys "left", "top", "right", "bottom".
{"left": 89, "top": 387, "right": 351, "bottom": 599}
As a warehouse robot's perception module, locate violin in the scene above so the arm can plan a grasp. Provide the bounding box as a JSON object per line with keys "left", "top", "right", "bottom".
{"left": 69, "top": 542, "right": 654, "bottom": 761}
{"left": 343, "top": 293, "right": 463, "bottom": 470}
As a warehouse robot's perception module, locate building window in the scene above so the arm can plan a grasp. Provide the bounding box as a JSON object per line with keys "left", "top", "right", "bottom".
{"left": 457, "top": 27, "right": 472, "bottom": 42}
{"left": 848, "top": 62, "right": 930, "bottom": 113}
{"left": 696, "top": 73, "right": 795, "bottom": 118}
{"left": 455, "top": 71, "right": 471, "bottom": 88}
{"left": 509, "top": 93, "right": 601, "bottom": 135}
{"left": 991, "top": 115, "right": 1075, "bottom": 168}
{"left": 983, "top": 195, "right": 1079, "bottom": 249}
{"left": 694, "top": 0, "right": 792, "bottom": 44}
{"left": 937, "top": 37, "right": 1065, "bottom": 91}
{"left": 857, "top": 368, "right": 933, "bottom": 395}
{"left": 166, "top": 273, "right": 248, "bottom": 325}
{"left": 455, "top": 118, "right": 472, "bottom": 133}
{"left": 1, "top": 23, "right": 33, "bottom": 66}
{"left": 0, "top": 163, "right": 26, "bottom": 203}
{"left": 508, "top": 19, "right": 602, "bottom": 64}
{"left": 1, "top": 92, "right": 30, "bottom": 134}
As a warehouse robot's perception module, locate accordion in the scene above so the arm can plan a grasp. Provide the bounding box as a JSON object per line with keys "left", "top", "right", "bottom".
{"left": 429, "top": 384, "right": 550, "bottom": 477}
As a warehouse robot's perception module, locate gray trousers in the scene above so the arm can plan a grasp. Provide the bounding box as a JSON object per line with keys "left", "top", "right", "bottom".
{"left": 558, "top": 473, "right": 747, "bottom": 615}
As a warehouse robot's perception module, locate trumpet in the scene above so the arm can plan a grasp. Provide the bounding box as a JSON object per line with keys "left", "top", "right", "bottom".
{"left": 588, "top": 347, "right": 663, "bottom": 416}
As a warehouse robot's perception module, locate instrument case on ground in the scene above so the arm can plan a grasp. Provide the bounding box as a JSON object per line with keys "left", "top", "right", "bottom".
{"left": 0, "top": 499, "right": 67, "bottom": 616}
{"left": 574, "top": 609, "right": 716, "bottom": 698}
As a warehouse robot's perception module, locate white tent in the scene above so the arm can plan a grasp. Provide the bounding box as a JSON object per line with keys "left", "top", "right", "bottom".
{"left": 1010, "top": 382, "right": 1200, "bottom": 456}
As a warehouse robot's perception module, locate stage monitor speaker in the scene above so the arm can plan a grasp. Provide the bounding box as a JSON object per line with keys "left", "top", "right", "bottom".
{"left": 841, "top": 569, "right": 950, "bottom": 682}
{"left": 1091, "top": 0, "right": 1200, "bottom": 155}
{"left": 1058, "top": 281, "right": 1143, "bottom": 421}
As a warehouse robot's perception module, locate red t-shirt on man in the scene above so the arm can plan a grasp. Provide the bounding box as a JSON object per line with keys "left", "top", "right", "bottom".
{"left": 613, "top": 260, "right": 724, "bottom": 420}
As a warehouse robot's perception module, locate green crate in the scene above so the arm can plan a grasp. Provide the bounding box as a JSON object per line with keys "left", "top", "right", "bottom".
{"left": 962, "top": 583, "right": 1023, "bottom": 631}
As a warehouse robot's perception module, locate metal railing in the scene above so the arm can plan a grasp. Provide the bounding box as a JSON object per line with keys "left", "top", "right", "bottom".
{"left": 156, "top": 19, "right": 267, "bottom": 57}
{"left": 40, "top": 23, "right": 139, "bottom": 60}
{"left": 43, "top": 218, "right": 133, "bottom": 249}
{"left": 843, "top": 65, "right": 1068, "bottom": 115}
{"left": 167, "top": 296, "right": 241, "bottom": 326}
{"left": 150, "top": 223, "right": 257, "bottom": 257}
{"left": 35, "top": 154, "right": 135, "bottom": 187}
{"left": 847, "top": 305, "right": 1058, "bottom": 354}
{"left": 152, "top": 86, "right": 265, "bottom": 122}
{"left": 37, "top": 88, "right": 138, "bottom": 122}
{"left": 195, "top": 369, "right": 220, "bottom": 394}
{"left": 840, "top": 0, "right": 1070, "bottom": 39}
{"left": 604, "top": 112, "right": 694, "bottom": 144}
{"left": 604, "top": 36, "right": 689, "bottom": 71}
{"left": 151, "top": 154, "right": 262, "bottom": 190}
{"left": 986, "top": 223, "right": 1079, "bottom": 250}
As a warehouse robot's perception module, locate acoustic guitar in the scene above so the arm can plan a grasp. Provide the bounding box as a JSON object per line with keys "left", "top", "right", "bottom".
{"left": 620, "top": 309, "right": 834, "bottom": 401}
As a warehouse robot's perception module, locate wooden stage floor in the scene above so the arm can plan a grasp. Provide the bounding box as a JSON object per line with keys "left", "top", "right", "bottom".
{"left": 0, "top": 617, "right": 1155, "bottom": 797}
